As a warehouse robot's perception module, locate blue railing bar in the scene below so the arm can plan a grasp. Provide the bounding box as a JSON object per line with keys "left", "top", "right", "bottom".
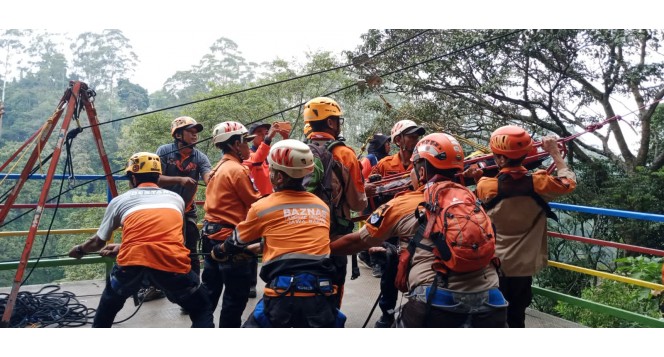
{"left": 550, "top": 203, "right": 664, "bottom": 223}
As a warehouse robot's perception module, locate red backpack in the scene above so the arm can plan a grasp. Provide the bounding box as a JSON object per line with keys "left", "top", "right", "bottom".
{"left": 395, "top": 180, "right": 497, "bottom": 292}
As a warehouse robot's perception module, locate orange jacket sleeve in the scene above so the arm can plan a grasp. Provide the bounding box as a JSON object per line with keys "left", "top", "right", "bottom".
{"left": 333, "top": 145, "right": 367, "bottom": 212}
{"left": 360, "top": 157, "right": 371, "bottom": 181}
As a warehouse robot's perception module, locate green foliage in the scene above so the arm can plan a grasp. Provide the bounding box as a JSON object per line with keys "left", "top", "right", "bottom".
{"left": 354, "top": 29, "right": 664, "bottom": 173}
{"left": 555, "top": 280, "right": 661, "bottom": 327}
{"left": 547, "top": 255, "right": 663, "bottom": 327}
{"left": 615, "top": 256, "right": 663, "bottom": 284}
{"left": 116, "top": 79, "right": 149, "bottom": 112}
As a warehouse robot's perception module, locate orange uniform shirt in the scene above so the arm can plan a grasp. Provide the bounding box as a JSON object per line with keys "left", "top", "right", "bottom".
{"left": 96, "top": 183, "right": 191, "bottom": 274}
{"left": 360, "top": 156, "right": 372, "bottom": 180}
{"left": 243, "top": 142, "right": 273, "bottom": 196}
{"left": 370, "top": 152, "right": 412, "bottom": 177}
{"left": 204, "top": 153, "right": 262, "bottom": 241}
{"left": 234, "top": 190, "right": 331, "bottom": 266}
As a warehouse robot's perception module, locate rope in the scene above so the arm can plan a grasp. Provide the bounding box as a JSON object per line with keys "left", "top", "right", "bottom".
{"left": 0, "top": 285, "right": 96, "bottom": 327}
{"left": 0, "top": 30, "right": 526, "bottom": 230}
{"left": 79, "top": 31, "right": 433, "bottom": 131}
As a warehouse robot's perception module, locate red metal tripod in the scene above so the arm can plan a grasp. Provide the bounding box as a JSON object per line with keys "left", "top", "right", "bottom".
{"left": 0, "top": 81, "right": 118, "bottom": 327}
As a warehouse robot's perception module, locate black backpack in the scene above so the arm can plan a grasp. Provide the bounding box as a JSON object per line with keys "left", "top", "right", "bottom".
{"left": 482, "top": 173, "right": 558, "bottom": 221}
{"left": 303, "top": 139, "right": 353, "bottom": 235}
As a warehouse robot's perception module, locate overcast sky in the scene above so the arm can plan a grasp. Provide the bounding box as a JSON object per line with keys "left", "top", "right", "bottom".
{"left": 122, "top": 29, "right": 365, "bottom": 92}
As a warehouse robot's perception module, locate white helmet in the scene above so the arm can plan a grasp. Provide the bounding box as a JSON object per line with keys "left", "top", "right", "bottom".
{"left": 212, "top": 121, "right": 252, "bottom": 146}
{"left": 267, "top": 139, "right": 314, "bottom": 178}
{"left": 391, "top": 119, "right": 426, "bottom": 142}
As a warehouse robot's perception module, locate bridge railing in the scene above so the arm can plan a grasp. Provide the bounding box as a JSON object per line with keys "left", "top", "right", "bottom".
{"left": 540, "top": 202, "right": 664, "bottom": 327}
{"left": 1, "top": 174, "right": 663, "bottom": 327}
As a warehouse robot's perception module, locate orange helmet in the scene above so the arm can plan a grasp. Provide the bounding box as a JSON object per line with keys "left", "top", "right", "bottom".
{"left": 411, "top": 133, "right": 464, "bottom": 171}
{"left": 489, "top": 125, "right": 533, "bottom": 159}
{"left": 171, "top": 116, "right": 203, "bottom": 137}
{"left": 303, "top": 97, "right": 342, "bottom": 123}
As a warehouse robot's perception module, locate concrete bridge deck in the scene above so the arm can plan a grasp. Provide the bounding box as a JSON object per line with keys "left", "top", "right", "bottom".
{"left": 1, "top": 262, "right": 582, "bottom": 328}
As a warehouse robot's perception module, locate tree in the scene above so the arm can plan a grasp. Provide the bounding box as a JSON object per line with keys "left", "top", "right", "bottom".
{"left": 353, "top": 29, "right": 664, "bottom": 173}
{"left": 163, "top": 37, "right": 256, "bottom": 100}
{"left": 70, "top": 30, "right": 138, "bottom": 92}
{"left": 116, "top": 79, "right": 149, "bottom": 112}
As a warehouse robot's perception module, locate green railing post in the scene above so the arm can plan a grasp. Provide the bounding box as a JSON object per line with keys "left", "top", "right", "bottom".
{"left": 533, "top": 286, "right": 664, "bottom": 328}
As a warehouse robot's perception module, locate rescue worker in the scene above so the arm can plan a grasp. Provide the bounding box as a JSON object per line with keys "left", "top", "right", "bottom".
{"left": 471, "top": 125, "right": 577, "bottom": 328}
{"left": 304, "top": 96, "right": 368, "bottom": 308}
{"left": 68, "top": 152, "right": 214, "bottom": 328}
{"left": 331, "top": 133, "right": 508, "bottom": 328}
{"left": 156, "top": 116, "right": 211, "bottom": 276}
{"left": 242, "top": 122, "right": 289, "bottom": 298}
{"left": 201, "top": 121, "right": 262, "bottom": 327}
{"left": 368, "top": 119, "right": 425, "bottom": 179}
{"left": 139, "top": 117, "right": 210, "bottom": 305}
{"left": 220, "top": 139, "right": 342, "bottom": 327}
{"left": 362, "top": 120, "right": 425, "bottom": 327}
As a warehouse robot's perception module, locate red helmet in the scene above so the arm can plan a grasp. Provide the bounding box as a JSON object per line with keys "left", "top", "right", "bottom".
{"left": 490, "top": 125, "right": 533, "bottom": 159}
{"left": 411, "top": 133, "right": 464, "bottom": 171}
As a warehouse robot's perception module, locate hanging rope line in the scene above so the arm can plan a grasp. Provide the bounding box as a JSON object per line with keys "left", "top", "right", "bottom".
{"left": 80, "top": 30, "right": 432, "bottom": 131}
{"left": 0, "top": 30, "right": 524, "bottom": 231}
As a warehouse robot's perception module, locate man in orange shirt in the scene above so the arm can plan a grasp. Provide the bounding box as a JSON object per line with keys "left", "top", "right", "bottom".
{"left": 368, "top": 119, "right": 425, "bottom": 179}
{"left": 219, "top": 139, "right": 343, "bottom": 327}
{"left": 303, "top": 96, "right": 367, "bottom": 307}
{"left": 201, "top": 121, "right": 262, "bottom": 327}
{"left": 332, "top": 134, "right": 507, "bottom": 328}
{"left": 242, "top": 122, "right": 289, "bottom": 298}
{"left": 68, "top": 152, "right": 214, "bottom": 328}
{"left": 472, "top": 125, "right": 576, "bottom": 328}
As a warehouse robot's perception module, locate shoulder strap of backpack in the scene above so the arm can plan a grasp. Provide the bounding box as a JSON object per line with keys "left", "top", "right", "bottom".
{"left": 483, "top": 173, "right": 558, "bottom": 221}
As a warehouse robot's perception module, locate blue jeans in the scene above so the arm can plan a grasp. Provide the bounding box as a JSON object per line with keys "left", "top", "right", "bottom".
{"left": 93, "top": 264, "right": 214, "bottom": 328}
{"left": 201, "top": 237, "right": 252, "bottom": 327}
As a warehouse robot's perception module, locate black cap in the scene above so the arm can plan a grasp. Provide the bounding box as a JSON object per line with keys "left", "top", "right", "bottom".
{"left": 248, "top": 122, "right": 271, "bottom": 135}
{"left": 370, "top": 134, "right": 390, "bottom": 147}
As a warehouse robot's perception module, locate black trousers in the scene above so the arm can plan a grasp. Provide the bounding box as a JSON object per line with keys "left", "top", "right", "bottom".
{"left": 201, "top": 237, "right": 252, "bottom": 328}
{"left": 498, "top": 276, "right": 533, "bottom": 328}
{"left": 243, "top": 295, "right": 338, "bottom": 328}
{"left": 94, "top": 264, "right": 214, "bottom": 328}
{"left": 184, "top": 217, "right": 201, "bottom": 276}
{"left": 373, "top": 252, "right": 398, "bottom": 316}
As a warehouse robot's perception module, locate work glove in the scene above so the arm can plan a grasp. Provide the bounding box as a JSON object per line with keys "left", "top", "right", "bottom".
{"left": 368, "top": 174, "right": 382, "bottom": 183}
{"left": 210, "top": 243, "right": 227, "bottom": 262}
